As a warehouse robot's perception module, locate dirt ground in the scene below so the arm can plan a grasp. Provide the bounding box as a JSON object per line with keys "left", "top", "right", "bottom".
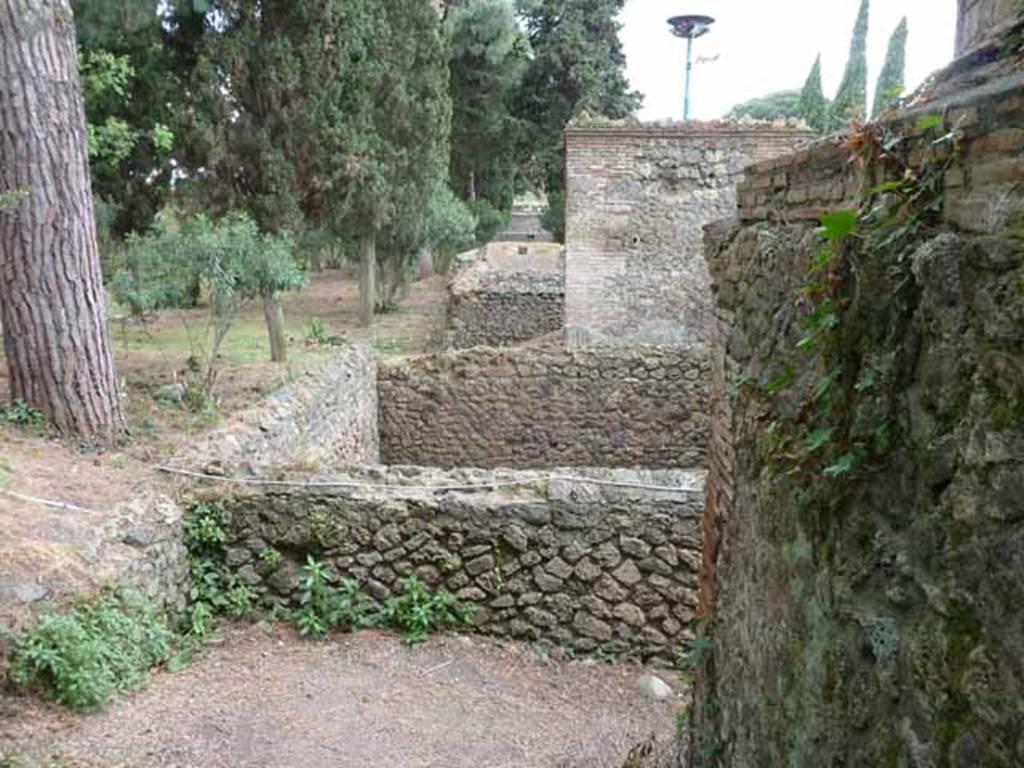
{"left": 0, "top": 624, "right": 681, "bottom": 768}
{"left": 1, "top": 270, "right": 446, "bottom": 463}
{"left": 0, "top": 269, "right": 446, "bottom": 522}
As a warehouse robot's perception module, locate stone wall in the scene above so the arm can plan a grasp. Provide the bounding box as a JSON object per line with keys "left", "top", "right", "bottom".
{"left": 210, "top": 466, "right": 706, "bottom": 662}
{"left": 956, "top": 0, "right": 1019, "bottom": 55}
{"left": 378, "top": 345, "right": 710, "bottom": 470}
{"left": 178, "top": 345, "right": 379, "bottom": 475}
{"left": 0, "top": 492, "right": 189, "bottom": 637}
{"left": 445, "top": 243, "right": 564, "bottom": 349}
{"left": 692, "top": 51, "right": 1024, "bottom": 767}
{"left": 563, "top": 121, "right": 812, "bottom": 348}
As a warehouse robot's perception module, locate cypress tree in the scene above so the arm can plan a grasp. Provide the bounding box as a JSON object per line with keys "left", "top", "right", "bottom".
{"left": 798, "top": 55, "right": 829, "bottom": 132}
{"left": 872, "top": 17, "right": 908, "bottom": 118}
{"left": 514, "top": 0, "right": 641, "bottom": 241}
{"left": 447, "top": 0, "right": 529, "bottom": 210}
{"left": 829, "top": 0, "right": 870, "bottom": 130}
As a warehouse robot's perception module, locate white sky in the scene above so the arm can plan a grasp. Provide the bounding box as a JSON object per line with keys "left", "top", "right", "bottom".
{"left": 620, "top": 0, "right": 958, "bottom": 121}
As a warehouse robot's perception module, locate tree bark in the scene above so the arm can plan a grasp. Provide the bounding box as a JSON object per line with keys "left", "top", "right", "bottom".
{"left": 261, "top": 290, "right": 287, "bottom": 363}
{"left": 0, "top": 0, "right": 125, "bottom": 443}
{"left": 358, "top": 230, "right": 376, "bottom": 326}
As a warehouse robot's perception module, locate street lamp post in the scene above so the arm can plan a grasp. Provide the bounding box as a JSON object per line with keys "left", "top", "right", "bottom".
{"left": 668, "top": 15, "right": 715, "bottom": 120}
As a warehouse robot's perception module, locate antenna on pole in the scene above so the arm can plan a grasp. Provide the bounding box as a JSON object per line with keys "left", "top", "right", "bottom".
{"left": 668, "top": 15, "right": 715, "bottom": 120}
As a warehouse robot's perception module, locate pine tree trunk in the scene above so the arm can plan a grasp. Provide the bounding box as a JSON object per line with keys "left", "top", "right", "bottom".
{"left": 262, "top": 290, "right": 287, "bottom": 363}
{"left": 0, "top": 0, "right": 125, "bottom": 444}
{"left": 358, "top": 231, "right": 376, "bottom": 326}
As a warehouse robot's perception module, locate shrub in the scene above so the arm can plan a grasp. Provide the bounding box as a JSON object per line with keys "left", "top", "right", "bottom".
{"left": 0, "top": 400, "right": 45, "bottom": 427}
{"left": 182, "top": 502, "right": 256, "bottom": 638}
{"left": 540, "top": 191, "right": 565, "bottom": 243}
{"left": 379, "top": 574, "right": 473, "bottom": 645}
{"left": 7, "top": 592, "right": 174, "bottom": 710}
{"left": 293, "top": 556, "right": 372, "bottom": 639}
{"left": 467, "top": 199, "right": 510, "bottom": 246}
{"left": 425, "top": 183, "right": 478, "bottom": 272}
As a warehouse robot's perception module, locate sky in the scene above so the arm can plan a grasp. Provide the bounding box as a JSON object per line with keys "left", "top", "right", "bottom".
{"left": 620, "top": 0, "right": 958, "bottom": 121}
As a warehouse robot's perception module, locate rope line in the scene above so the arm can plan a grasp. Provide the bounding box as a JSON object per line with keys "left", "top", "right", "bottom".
{"left": 1, "top": 489, "right": 102, "bottom": 515}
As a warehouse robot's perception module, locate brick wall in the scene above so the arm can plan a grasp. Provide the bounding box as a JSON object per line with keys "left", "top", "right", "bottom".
{"left": 563, "top": 122, "right": 812, "bottom": 348}
{"left": 957, "top": 0, "right": 1019, "bottom": 55}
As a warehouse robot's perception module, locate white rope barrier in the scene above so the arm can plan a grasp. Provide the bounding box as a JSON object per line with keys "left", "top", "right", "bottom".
{"left": 1, "top": 488, "right": 102, "bottom": 515}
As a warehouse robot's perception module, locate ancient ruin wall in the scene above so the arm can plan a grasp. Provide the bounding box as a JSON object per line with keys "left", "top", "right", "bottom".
{"left": 211, "top": 467, "right": 705, "bottom": 662}
{"left": 957, "top": 0, "right": 1019, "bottom": 54}
{"left": 563, "top": 123, "right": 812, "bottom": 348}
{"left": 378, "top": 345, "right": 710, "bottom": 470}
{"left": 693, "top": 59, "right": 1024, "bottom": 766}
{"left": 445, "top": 243, "right": 565, "bottom": 349}
{"left": 178, "top": 345, "right": 379, "bottom": 475}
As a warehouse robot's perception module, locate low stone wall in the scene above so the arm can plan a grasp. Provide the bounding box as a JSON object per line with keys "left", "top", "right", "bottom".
{"left": 178, "top": 345, "right": 379, "bottom": 475}
{"left": 445, "top": 243, "right": 565, "bottom": 349}
{"left": 0, "top": 492, "right": 189, "bottom": 636}
{"left": 379, "top": 345, "right": 710, "bottom": 470}
{"left": 211, "top": 467, "right": 706, "bottom": 662}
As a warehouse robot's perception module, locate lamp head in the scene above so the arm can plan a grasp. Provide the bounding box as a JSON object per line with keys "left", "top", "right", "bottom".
{"left": 668, "top": 14, "right": 715, "bottom": 39}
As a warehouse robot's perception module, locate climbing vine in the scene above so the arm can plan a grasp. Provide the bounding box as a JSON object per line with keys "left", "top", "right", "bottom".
{"left": 744, "top": 115, "right": 960, "bottom": 524}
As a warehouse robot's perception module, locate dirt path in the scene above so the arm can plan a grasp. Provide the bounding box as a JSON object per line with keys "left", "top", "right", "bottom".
{"left": 1, "top": 625, "right": 681, "bottom": 768}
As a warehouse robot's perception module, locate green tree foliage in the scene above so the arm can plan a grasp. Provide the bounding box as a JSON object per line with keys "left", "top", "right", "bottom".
{"left": 72, "top": 0, "right": 181, "bottom": 237}
{"left": 873, "top": 17, "right": 908, "bottom": 117}
{"left": 829, "top": 0, "right": 870, "bottom": 130}
{"left": 446, "top": 0, "right": 529, "bottom": 211}
{"left": 540, "top": 191, "right": 565, "bottom": 243}
{"left": 425, "top": 183, "right": 478, "bottom": 273}
{"left": 112, "top": 214, "right": 304, "bottom": 368}
{"left": 514, "top": 0, "right": 641, "bottom": 213}
{"left": 191, "top": 1, "right": 381, "bottom": 236}
{"left": 341, "top": 0, "right": 451, "bottom": 322}
{"left": 467, "top": 199, "right": 511, "bottom": 245}
{"left": 726, "top": 90, "right": 803, "bottom": 122}
{"left": 799, "top": 55, "right": 829, "bottom": 132}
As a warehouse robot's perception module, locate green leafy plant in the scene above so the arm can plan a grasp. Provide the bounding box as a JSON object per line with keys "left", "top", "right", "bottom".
{"left": 371, "top": 338, "right": 403, "bottom": 354}
{"left": 378, "top": 574, "right": 473, "bottom": 645}
{"left": 306, "top": 318, "right": 347, "bottom": 348}
{"left": 7, "top": 592, "right": 174, "bottom": 710}
{"left": 182, "top": 501, "right": 256, "bottom": 638}
{"left": 258, "top": 547, "right": 283, "bottom": 569}
{"left": 0, "top": 400, "right": 45, "bottom": 427}
{"left": 676, "top": 634, "right": 714, "bottom": 686}
{"left": 293, "top": 556, "right": 371, "bottom": 639}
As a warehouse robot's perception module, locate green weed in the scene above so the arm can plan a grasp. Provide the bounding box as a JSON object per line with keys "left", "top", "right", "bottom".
{"left": 306, "top": 317, "right": 347, "bottom": 348}
{"left": 7, "top": 592, "right": 174, "bottom": 710}
{"left": 293, "top": 556, "right": 371, "bottom": 638}
{"left": 379, "top": 574, "right": 473, "bottom": 645}
{"left": 0, "top": 400, "right": 45, "bottom": 427}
